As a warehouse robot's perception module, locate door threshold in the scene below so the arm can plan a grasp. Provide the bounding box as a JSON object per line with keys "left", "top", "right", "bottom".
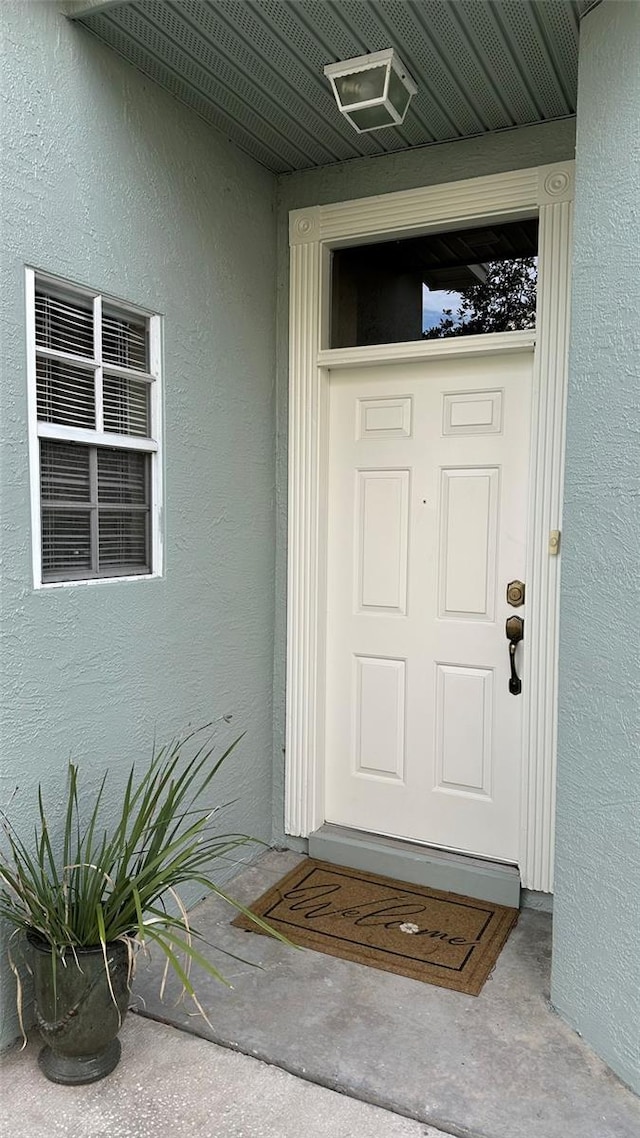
{"left": 309, "top": 824, "right": 521, "bottom": 908}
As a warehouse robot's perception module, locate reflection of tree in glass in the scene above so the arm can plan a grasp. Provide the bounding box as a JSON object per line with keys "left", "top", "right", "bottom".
{"left": 423, "top": 257, "right": 537, "bottom": 339}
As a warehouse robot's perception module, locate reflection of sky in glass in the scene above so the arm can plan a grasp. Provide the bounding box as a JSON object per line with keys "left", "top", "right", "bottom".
{"left": 422, "top": 285, "right": 462, "bottom": 332}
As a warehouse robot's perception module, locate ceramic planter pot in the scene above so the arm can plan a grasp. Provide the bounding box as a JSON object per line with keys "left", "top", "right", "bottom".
{"left": 28, "top": 932, "right": 131, "bottom": 1084}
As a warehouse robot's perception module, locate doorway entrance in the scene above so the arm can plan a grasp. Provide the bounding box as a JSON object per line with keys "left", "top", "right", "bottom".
{"left": 285, "top": 162, "right": 574, "bottom": 893}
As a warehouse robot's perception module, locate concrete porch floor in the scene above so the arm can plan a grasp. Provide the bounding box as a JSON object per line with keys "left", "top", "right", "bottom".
{"left": 0, "top": 1016, "right": 448, "bottom": 1138}
{"left": 2, "top": 851, "right": 639, "bottom": 1138}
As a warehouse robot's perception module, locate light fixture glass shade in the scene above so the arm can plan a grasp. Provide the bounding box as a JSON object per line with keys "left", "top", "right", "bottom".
{"left": 334, "top": 65, "right": 388, "bottom": 107}
{"left": 346, "top": 104, "right": 397, "bottom": 132}
{"left": 387, "top": 68, "right": 412, "bottom": 120}
{"left": 324, "top": 49, "right": 417, "bottom": 134}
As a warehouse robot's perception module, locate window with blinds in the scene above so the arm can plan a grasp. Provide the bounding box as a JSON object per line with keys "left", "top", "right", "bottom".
{"left": 28, "top": 271, "right": 162, "bottom": 584}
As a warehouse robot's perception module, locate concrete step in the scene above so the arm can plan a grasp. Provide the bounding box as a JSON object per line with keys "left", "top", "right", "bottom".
{"left": 309, "top": 823, "right": 521, "bottom": 907}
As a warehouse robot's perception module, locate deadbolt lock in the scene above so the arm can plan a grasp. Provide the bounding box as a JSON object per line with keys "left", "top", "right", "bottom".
{"left": 506, "top": 580, "right": 525, "bottom": 607}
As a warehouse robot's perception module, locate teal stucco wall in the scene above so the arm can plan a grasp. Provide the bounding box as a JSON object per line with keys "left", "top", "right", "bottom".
{"left": 552, "top": 1, "right": 640, "bottom": 1094}
{"left": 272, "top": 118, "right": 577, "bottom": 845}
{"left": 0, "top": 2, "right": 276, "bottom": 1047}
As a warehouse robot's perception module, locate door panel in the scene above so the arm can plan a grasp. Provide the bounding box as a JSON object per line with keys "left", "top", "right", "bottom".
{"left": 354, "top": 655, "right": 406, "bottom": 780}
{"left": 438, "top": 466, "right": 499, "bottom": 619}
{"left": 356, "top": 469, "right": 410, "bottom": 613}
{"left": 325, "top": 351, "right": 532, "bottom": 862}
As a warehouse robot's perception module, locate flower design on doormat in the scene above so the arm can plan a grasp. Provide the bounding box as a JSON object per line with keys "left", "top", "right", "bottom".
{"left": 399, "top": 922, "right": 420, "bottom": 934}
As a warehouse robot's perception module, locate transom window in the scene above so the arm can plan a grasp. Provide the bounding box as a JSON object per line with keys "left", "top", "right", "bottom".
{"left": 27, "top": 270, "right": 162, "bottom": 585}
{"left": 330, "top": 218, "right": 538, "bottom": 349}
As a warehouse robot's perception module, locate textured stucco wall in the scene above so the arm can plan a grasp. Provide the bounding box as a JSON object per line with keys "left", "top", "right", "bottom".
{"left": 552, "top": 1, "right": 640, "bottom": 1094}
{"left": 0, "top": 2, "right": 276, "bottom": 1047}
{"left": 272, "top": 119, "right": 576, "bottom": 845}
{"left": 551, "top": 0, "right": 637, "bottom": 1087}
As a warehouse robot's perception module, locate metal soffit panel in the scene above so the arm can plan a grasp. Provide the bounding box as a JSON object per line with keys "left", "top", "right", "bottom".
{"left": 74, "top": 1, "right": 586, "bottom": 173}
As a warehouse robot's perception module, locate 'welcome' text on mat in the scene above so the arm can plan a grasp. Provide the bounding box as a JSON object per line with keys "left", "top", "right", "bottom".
{"left": 233, "top": 859, "right": 519, "bottom": 996}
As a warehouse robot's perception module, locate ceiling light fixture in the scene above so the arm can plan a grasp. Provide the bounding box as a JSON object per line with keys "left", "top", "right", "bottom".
{"left": 324, "top": 48, "right": 417, "bottom": 133}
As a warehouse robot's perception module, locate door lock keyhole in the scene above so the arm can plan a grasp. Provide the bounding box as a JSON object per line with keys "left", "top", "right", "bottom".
{"left": 506, "top": 579, "right": 525, "bottom": 607}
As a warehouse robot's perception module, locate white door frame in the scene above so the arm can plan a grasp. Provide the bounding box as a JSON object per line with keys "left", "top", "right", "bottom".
{"left": 285, "top": 162, "right": 574, "bottom": 893}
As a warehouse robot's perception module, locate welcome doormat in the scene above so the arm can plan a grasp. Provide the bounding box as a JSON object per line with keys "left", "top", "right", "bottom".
{"left": 233, "top": 859, "right": 518, "bottom": 996}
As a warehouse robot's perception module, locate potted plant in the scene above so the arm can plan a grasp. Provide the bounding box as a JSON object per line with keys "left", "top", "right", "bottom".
{"left": 0, "top": 726, "right": 283, "bottom": 1084}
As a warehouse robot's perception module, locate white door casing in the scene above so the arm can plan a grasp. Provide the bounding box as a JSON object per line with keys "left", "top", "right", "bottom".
{"left": 285, "top": 163, "right": 573, "bottom": 892}
{"left": 326, "top": 353, "right": 532, "bottom": 862}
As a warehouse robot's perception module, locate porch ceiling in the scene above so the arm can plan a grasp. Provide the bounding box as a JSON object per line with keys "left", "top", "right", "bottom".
{"left": 72, "top": 1, "right": 591, "bottom": 174}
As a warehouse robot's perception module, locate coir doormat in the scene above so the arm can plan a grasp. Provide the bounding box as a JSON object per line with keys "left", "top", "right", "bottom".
{"left": 233, "top": 859, "right": 518, "bottom": 996}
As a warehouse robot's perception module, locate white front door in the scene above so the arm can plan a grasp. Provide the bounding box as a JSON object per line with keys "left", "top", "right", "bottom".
{"left": 325, "top": 349, "right": 532, "bottom": 863}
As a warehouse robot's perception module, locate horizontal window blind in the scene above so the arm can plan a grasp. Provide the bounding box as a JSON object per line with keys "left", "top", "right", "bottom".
{"left": 99, "top": 512, "right": 148, "bottom": 570}
{"left": 97, "top": 448, "right": 147, "bottom": 503}
{"left": 40, "top": 441, "right": 150, "bottom": 580}
{"left": 103, "top": 374, "right": 149, "bottom": 436}
{"left": 42, "top": 510, "right": 92, "bottom": 577}
{"left": 102, "top": 309, "right": 148, "bottom": 371}
{"left": 40, "top": 440, "right": 91, "bottom": 502}
{"left": 35, "top": 291, "right": 94, "bottom": 357}
{"left": 31, "top": 272, "right": 160, "bottom": 584}
{"left": 36, "top": 357, "right": 96, "bottom": 428}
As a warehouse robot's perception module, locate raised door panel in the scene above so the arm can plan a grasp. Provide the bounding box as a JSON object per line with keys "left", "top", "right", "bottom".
{"left": 434, "top": 664, "right": 493, "bottom": 797}
{"left": 354, "top": 656, "right": 406, "bottom": 781}
{"left": 356, "top": 469, "right": 410, "bottom": 615}
{"left": 438, "top": 467, "right": 499, "bottom": 621}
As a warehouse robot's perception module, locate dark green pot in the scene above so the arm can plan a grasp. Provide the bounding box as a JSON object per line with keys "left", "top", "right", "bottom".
{"left": 28, "top": 932, "right": 131, "bottom": 1085}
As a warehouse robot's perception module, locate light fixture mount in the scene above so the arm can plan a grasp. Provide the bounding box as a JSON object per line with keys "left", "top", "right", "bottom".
{"left": 324, "top": 48, "right": 417, "bottom": 133}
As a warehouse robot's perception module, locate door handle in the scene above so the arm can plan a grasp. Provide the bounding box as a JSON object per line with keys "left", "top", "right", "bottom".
{"left": 505, "top": 616, "right": 524, "bottom": 696}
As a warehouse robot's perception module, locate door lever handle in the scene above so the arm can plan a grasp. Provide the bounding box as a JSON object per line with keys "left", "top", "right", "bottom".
{"left": 505, "top": 616, "right": 524, "bottom": 696}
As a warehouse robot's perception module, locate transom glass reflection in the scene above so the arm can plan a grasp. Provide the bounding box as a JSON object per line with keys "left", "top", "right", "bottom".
{"left": 330, "top": 219, "right": 538, "bottom": 349}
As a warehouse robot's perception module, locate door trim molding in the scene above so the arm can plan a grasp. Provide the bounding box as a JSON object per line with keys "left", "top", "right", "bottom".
{"left": 317, "top": 328, "right": 536, "bottom": 369}
{"left": 285, "top": 162, "right": 573, "bottom": 892}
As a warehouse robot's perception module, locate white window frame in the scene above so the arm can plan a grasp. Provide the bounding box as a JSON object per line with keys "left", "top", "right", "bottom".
{"left": 26, "top": 267, "right": 164, "bottom": 589}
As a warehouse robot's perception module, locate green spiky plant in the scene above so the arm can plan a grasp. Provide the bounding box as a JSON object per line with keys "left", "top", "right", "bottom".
{"left": 0, "top": 725, "right": 286, "bottom": 1039}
